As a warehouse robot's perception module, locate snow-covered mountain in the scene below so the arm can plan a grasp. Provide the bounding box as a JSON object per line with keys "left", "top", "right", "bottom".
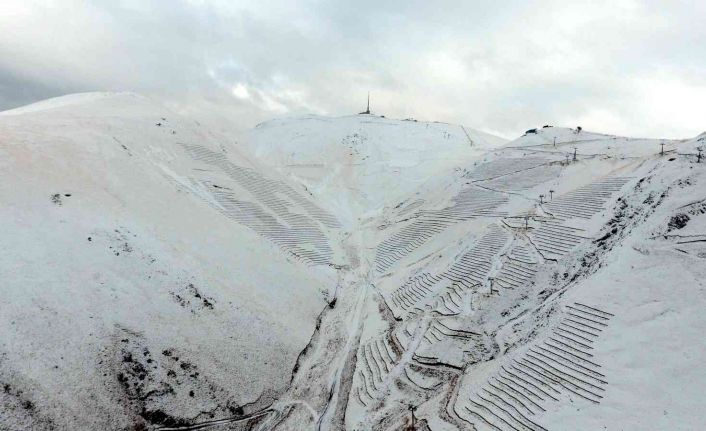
{"left": 239, "top": 115, "right": 507, "bottom": 225}
{"left": 0, "top": 93, "right": 342, "bottom": 429}
{"left": 1, "top": 93, "right": 705, "bottom": 431}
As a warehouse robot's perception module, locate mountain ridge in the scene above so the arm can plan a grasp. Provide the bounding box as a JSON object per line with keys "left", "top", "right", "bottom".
{"left": 1, "top": 92, "right": 705, "bottom": 430}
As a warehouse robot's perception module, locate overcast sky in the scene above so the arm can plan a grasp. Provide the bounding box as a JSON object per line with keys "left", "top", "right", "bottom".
{"left": 0, "top": 0, "right": 703, "bottom": 138}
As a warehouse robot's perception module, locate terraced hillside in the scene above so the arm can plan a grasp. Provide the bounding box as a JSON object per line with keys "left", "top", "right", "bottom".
{"left": 1, "top": 95, "right": 705, "bottom": 430}
{"left": 259, "top": 126, "right": 706, "bottom": 431}
{"left": 0, "top": 93, "right": 343, "bottom": 430}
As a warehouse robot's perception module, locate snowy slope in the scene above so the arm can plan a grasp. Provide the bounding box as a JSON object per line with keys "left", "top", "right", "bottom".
{"left": 0, "top": 93, "right": 342, "bottom": 430}
{"left": 338, "top": 129, "right": 706, "bottom": 431}
{"left": 250, "top": 125, "right": 706, "bottom": 431}
{"left": 2, "top": 93, "right": 705, "bottom": 431}
{"left": 239, "top": 115, "right": 507, "bottom": 225}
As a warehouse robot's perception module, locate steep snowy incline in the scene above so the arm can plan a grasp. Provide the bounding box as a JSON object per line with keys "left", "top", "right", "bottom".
{"left": 0, "top": 93, "right": 343, "bottom": 430}
{"left": 2, "top": 92, "right": 705, "bottom": 431}
{"left": 254, "top": 123, "right": 705, "bottom": 431}
{"left": 327, "top": 127, "right": 706, "bottom": 431}
{"left": 239, "top": 115, "right": 507, "bottom": 225}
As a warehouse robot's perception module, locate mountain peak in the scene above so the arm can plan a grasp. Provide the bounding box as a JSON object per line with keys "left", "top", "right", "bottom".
{"left": 240, "top": 114, "right": 507, "bottom": 223}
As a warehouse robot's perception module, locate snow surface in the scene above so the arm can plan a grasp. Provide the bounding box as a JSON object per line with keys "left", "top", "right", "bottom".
{"left": 0, "top": 93, "right": 338, "bottom": 430}
{"left": 239, "top": 115, "right": 507, "bottom": 225}
{"left": 1, "top": 94, "right": 705, "bottom": 431}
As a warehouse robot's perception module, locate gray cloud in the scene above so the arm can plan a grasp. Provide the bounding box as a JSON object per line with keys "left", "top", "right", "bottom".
{"left": 0, "top": 0, "right": 703, "bottom": 138}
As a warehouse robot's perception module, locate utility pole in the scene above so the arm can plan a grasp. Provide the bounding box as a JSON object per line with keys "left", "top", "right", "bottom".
{"left": 408, "top": 405, "right": 417, "bottom": 430}
{"left": 573, "top": 147, "right": 577, "bottom": 162}
{"left": 539, "top": 194, "right": 545, "bottom": 204}
{"left": 524, "top": 215, "right": 529, "bottom": 229}
{"left": 660, "top": 142, "right": 665, "bottom": 156}
{"left": 549, "top": 189, "right": 555, "bottom": 200}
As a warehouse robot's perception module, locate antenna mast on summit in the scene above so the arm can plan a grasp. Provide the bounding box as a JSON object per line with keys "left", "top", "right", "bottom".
{"left": 360, "top": 92, "right": 371, "bottom": 115}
